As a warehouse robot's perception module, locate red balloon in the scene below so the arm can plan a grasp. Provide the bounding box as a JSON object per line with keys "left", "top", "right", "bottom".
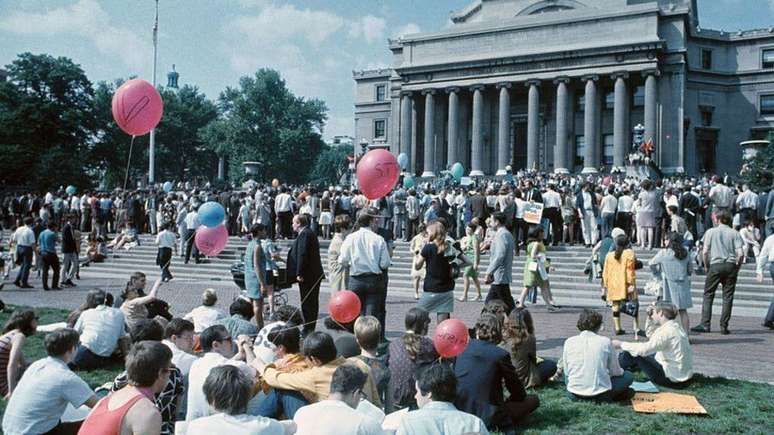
{"left": 111, "top": 79, "right": 163, "bottom": 136}
{"left": 195, "top": 224, "right": 228, "bottom": 257}
{"left": 433, "top": 319, "right": 469, "bottom": 358}
{"left": 328, "top": 290, "right": 361, "bottom": 323}
{"left": 356, "top": 149, "right": 400, "bottom": 200}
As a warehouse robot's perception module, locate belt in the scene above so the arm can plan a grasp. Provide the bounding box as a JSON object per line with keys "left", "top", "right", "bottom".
{"left": 351, "top": 272, "right": 383, "bottom": 278}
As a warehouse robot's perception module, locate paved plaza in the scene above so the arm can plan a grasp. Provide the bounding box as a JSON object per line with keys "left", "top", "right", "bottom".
{"left": 2, "top": 274, "right": 772, "bottom": 385}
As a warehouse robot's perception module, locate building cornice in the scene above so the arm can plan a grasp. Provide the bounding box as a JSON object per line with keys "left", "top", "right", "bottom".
{"left": 352, "top": 69, "right": 392, "bottom": 79}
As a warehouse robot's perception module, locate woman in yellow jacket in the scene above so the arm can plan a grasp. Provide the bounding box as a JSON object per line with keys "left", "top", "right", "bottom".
{"left": 602, "top": 234, "right": 643, "bottom": 337}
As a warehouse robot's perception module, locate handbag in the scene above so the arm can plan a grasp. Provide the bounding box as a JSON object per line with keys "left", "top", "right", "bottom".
{"left": 620, "top": 299, "right": 640, "bottom": 317}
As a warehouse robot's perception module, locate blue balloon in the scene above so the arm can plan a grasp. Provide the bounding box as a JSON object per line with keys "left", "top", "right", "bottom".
{"left": 451, "top": 162, "right": 464, "bottom": 180}
{"left": 397, "top": 152, "right": 409, "bottom": 169}
{"left": 403, "top": 175, "right": 415, "bottom": 189}
{"left": 199, "top": 201, "right": 226, "bottom": 228}
{"left": 163, "top": 181, "right": 173, "bottom": 193}
{"left": 65, "top": 185, "right": 76, "bottom": 195}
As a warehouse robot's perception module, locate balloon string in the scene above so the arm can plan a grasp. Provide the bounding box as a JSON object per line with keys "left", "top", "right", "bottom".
{"left": 123, "top": 135, "right": 136, "bottom": 191}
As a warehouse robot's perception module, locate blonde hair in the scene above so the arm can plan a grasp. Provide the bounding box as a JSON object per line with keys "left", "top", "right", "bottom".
{"left": 427, "top": 221, "right": 447, "bottom": 253}
{"left": 202, "top": 289, "right": 218, "bottom": 307}
{"left": 354, "top": 315, "right": 381, "bottom": 352}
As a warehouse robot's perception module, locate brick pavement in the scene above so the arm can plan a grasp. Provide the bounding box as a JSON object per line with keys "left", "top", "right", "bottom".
{"left": 1, "top": 275, "right": 772, "bottom": 384}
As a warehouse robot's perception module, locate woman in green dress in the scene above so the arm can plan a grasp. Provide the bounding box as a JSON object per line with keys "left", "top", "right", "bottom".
{"left": 458, "top": 222, "right": 482, "bottom": 301}
{"left": 517, "top": 226, "right": 560, "bottom": 311}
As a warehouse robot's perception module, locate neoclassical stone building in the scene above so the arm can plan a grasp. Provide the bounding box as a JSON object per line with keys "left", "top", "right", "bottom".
{"left": 353, "top": 0, "right": 774, "bottom": 176}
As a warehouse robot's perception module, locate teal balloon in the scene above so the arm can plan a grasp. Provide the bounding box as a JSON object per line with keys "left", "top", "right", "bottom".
{"left": 451, "top": 162, "right": 464, "bottom": 180}
{"left": 199, "top": 201, "right": 226, "bottom": 228}
{"left": 397, "top": 153, "right": 409, "bottom": 169}
{"left": 65, "top": 185, "right": 76, "bottom": 195}
{"left": 403, "top": 175, "right": 415, "bottom": 189}
{"left": 163, "top": 181, "right": 173, "bottom": 193}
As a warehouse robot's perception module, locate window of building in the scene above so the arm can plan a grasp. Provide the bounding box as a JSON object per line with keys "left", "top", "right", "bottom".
{"left": 763, "top": 49, "right": 774, "bottom": 69}
{"left": 576, "top": 95, "right": 585, "bottom": 112}
{"left": 633, "top": 86, "right": 645, "bottom": 107}
{"left": 575, "top": 135, "right": 585, "bottom": 167}
{"left": 701, "top": 49, "right": 713, "bottom": 70}
{"left": 761, "top": 95, "right": 774, "bottom": 116}
{"left": 603, "top": 134, "right": 614, "bottom": 165}
{"left": 374, "top": 119, "right": 386, "bottom": 138}
{"left": 375, "top": 85, "right": 386, "bottom": 102}
{"left": 700, "top": 109, "right": 713, "bottom": 127}
{"left": 605, "top": 91, "right": 615, "bottom": 110}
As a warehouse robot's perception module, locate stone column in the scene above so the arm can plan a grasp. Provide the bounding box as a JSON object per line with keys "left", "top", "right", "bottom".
{"left": 217, "top": 156, "right": 225, "bottom": 180}
{"left": 644, "top": 70, "right": 659, "bottom": 147}
{"left": 496, "top": 83, "right": 511, "bottom": 175}
{"left": 612, "top": 72, "right": 629, "bottom": 170}
{"left": 410, "top": 98, "right": 418, "bottom": 174}
{"left": 422, "top": 90, "right": 436, "bottom": 178}
{"left": 582, "top": 75, "right": 599, "bottom": 174}
{"left": 400, "top": 92, "right": 412, "bottom": 160}
{"left": 470, "top": 85, "right": 485, "bottom": 176}
{"left": 553, "top": 77, "right": 570, "bottom": 174}
{"left": 447, "top": 87, "right": 460, "bottom": 168}
{"left": 526, "top": 80, "right": 541, "bottom": 171}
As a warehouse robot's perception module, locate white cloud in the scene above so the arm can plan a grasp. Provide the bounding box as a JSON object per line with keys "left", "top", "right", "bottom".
{"left": 349, "top": 15, "right": 386, "bottom": 44}
{"left": 392, "top": 23, "right": 421, "bottom": 38}
{"left": 0, "top": 0, "right": 147, "bottom": 69}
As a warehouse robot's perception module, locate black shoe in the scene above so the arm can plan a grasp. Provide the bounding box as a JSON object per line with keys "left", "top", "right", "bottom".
{"left": 51, "top": 286, "right": 62, "bottom": 291}
{"left": 13, "top": 280, "right": 21, "bottom": 288}
{"left": 763, "top": 321, "right": 774, "bottom": 330}
{"left": 0, "top": 283, "right": 4, "bottom": 291}
{"left": 720, "top": 327, "right": 730, "bottom": 335}
{"left": 76, "top": 274, "right": 81, "bottom": 279}
{"left": 21, "top": 284, "right": 33, "bottom": 289}
{"left": 690, "top": 325, "right": 710, "bottom": 333}
{"left": 615, "top": 329, "right": 627, "bottom": 335}
{"left": 43, "top": 286, "right": 50, "bottom": 291}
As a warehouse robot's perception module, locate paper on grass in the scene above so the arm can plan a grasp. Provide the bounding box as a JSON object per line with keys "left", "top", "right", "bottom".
{"left": 631, "top": 392, "right": 708, "bottom": 414}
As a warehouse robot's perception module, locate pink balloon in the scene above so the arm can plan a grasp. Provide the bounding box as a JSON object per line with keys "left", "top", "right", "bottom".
{"left": 328, "top": 290, "right": 362, "bottom": 323}
{"left": 433, "top": 319, "right": 469, "bottom": 358}
{"left": 111, "top": 79, "right": 163, "bottom": 136}
{"left": 195, "top": 224, "right": 228, "bottom": 257}
{"left": 356, "top": 149, "right": 400, "bottom": 200}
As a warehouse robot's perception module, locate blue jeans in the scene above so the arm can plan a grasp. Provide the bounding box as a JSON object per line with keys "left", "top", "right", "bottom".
{"left": 765, "top": 263, "right": 774, "bottom": 324}
{"left": 618, "top": 351, "right": 689, "bottom": 388}
{"left": 568, "top": 370, "right": 634, "bottom": 402}
{"left": 600, "top": 213, "right": 616, "bottom": 239}
{"left": 255, "top": 389, "right": 308, "bottom": 419}
{"left": 14, "top": 245, "right": 33, "bottom": 285}
{"left": 70, "top": 345, "right": 114, "bottom": 371}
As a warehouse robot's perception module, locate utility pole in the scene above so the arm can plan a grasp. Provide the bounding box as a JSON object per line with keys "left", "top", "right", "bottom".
{"left": 149, "top": 0, "right": 159, "bottom": 185}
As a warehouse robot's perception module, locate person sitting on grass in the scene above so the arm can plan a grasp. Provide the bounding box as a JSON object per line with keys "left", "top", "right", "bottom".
{"left": 111, "top": 319, "right": 184, "bottom": 435}
{"left": 78, "top": 341, "right": 172, "bottom": 435}
{"left": 67, "top": 291, "right": 114, "bottom": 328}
{"left": 213, "top": 297, "right": 259, "bottom": 339}
{"left": 388, "top": 308, "right": 438, "bottom": 410}
{"left": 254, "top": 325, "right": 311, "bottom": 419}
{"left": 72, "top": 289, "right": 129, "bottom": 371}
{"left": 2, "top": 328, "right": 97, "bottom": 435}
{"left": 162, "top": 318, "right": 198, "bottom": 379}
{"left": 0, "top": 310, "right": 37, "bottom": 399}
{"left": 187, "top": 365, "right": 294, "bottom": 435}
{"left": 561, "top": 308, "right": 634, "bottom": 402}
{"left": 353, "top": 315, "right": 391, "bottom": 411}
{"left": 396, "top": 364, "right": 489, "bottom": 435}
{"left": 293, "top": 364, "right": 383, "bottom": 434}
{"left": 184, "top": 289, "right": 226, "bottom": 333}
{"left": 613, "top": 302, "right": 694, "bottom": 388}
{"left": 253, "top": 305, "right": 304, "bottom": 364}
{"left": 121, "top": 276, "right": 167, "bottom": 330}
{"left": 501, "top": 307, "right": 557, "bottom": 389}
{"left": 455, "top": 313, "right": 540, "bottom": 432}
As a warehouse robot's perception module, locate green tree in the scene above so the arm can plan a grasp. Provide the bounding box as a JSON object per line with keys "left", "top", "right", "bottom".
{"left": 0, "top": 53, "right": 95, "bottom": 190}
{"left": 740, "top": 131, "right": 774, "bottom": 192}
{"left": 212, "top": 69, "right": 328, "bottom": 184}
{"left": 309, "top": 143, "right": 353, "bottom": 186}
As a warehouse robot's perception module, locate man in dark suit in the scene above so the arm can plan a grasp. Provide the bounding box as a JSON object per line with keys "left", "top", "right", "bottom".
{"left": 469, "top": 188, "right": 488, "bottom": 223}
{"left": 287, "top": 214, "right": 324, "bottom": 336}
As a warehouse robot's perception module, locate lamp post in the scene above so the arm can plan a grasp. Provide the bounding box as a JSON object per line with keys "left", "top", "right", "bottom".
{"left": 148, "top": 0, "right": 159, "bottom": 186}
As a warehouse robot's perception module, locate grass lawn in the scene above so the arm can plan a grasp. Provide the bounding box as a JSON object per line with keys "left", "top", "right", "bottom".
{"left": 0, "top": 306, "right": 772, "bottom": 434}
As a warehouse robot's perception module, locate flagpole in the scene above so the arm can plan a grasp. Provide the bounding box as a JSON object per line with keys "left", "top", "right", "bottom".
{"left": 149, "top": 0, "right": 159, "bottom": 186}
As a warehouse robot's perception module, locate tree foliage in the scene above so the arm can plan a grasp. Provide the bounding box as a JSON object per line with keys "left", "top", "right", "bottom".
{"left": 309, "top": 143, "right": 353, "bottom": 186}
{"left": 740, "top": 131, "right": 774, "bottom": 192}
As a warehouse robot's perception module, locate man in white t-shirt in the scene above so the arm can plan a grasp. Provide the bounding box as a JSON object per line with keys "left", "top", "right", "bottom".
{"left": 294, "top": 364, "right": 382, "bottom": 435}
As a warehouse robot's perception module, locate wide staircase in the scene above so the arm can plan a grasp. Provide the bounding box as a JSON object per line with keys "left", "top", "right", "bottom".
{"left": 58, "top": 233, "right": 770, "bottom": 318}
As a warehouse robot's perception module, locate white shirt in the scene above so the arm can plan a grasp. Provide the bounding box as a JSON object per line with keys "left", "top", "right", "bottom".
{"left": 162, "top": 339, "right": 198, "bottom": 378}
{"left": 542, "top": 190, "right": 562, "bottom": 208}
{"left": 600, "top": 194, "right": 618, "bottom": 214}
{"left": 736, "top": 190, "right": 758, "bottom": 209}
{"left": 294, "top": 400, "right": 383, "bottom": 435}
{"left": 70, "top": 196, "right": 80, "bottom": 211}
{"left": 156, "top": 230, "right": 177, "bottom": 249}
{"left": 74, "top": 305, "right": 126, "bottom": 357}
{"left": 11, "top": 226, "right": 35, "bottom": 247}
{"left": 338, "top": 228, "right": 391, "bottom": 276}
{"left": 184, "top": 306, "right": 226, "bottom": 333}
{"left": 617, "top": 195, "right": 634, "bottom": 213}
{"left": 620, "top": 320, "right": 693, "bottom": 382}
{"left": 184, "top": 211, "right": 200, "bottom": 230}
{"left": 187, "top": 413, "right": 285, "bottom": 435}
{"left": 562, "top": 331, "right": 624, "bottom": 397}
{"left": 252, "top": 321, "right": 285, "bottom": 364}
{"left": 396, "top": 401, "right": 489, "bottom": 435}
{"left": 274, "top": 193, "right": 292, "bottom": 213}
{"left": 756, "top": 234, "right": 774, "bottom": 274}
{"left": 186, "top": 352, "right": 256, "bottom": 421}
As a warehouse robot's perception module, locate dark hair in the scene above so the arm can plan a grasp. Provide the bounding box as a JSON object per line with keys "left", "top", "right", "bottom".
{"left": 129, "top": 319, "right": 164, "bottom": 343}
{"left": 2, "top": 310, "right": 37, "bottom": 336}
{"left": 271, "top": 305, "right": 304, "bottom": 325}
{"left": 125, "top": 341, "right": 172, "bottom": 387}
{"left": 481, "top": 299, "right": 509, "bottom": 320}
{"left": 164, "top": 318, "right": 194, "bottom": 339}
{"left": 250, "top": 223, "right": 266, "bottom": 238}
{"left": 492, "top": 211, "right": 507, "bottom": 226}
{"left": 654, "top": 302, "right": 678, "bottom": 320}
{"left": 44, "top": 328, "right": 80, "bottom": 357}
{"left": 302, "top": 331, "right": 337, "bottom": 364}
{"left": 641, "top": 179, "right": 653, "bottom": 191}
{"left": 268, "top": 325, "right": 301, "bottom": 354}
{"left": 403, "top": 308, "right": 431, "bottom": 360}
{"left": 334, "top": 214, "right": 352, "bottom": 233}
{"left": 577, "top": 308, "right": 603, "bottom": 332}
{"left": 417, "top": 364, "right": 457, "bottom": 402}
{"left": 667, "top": 205, "right": 678, "bottom": 215}
{"left": 203, "top": 365, "right": 252, "bottom": 415}
{"left": 199, "top": 325, "right": 230, "bottom": 352}
{"left": 201, "top": 289, "right": 218, "bottom": 307}
{"left": 475, "top": 313, "right": 502, "bottom": 344}
{"left": 716, "top": 209, "right": 732, "bottom": 225}
{"left": 86, "top": 289, "right": 107, "bottom": 307}
{"left": 527, "top": 226, "right": 544, "bottom": 244}
{"left": 667, "top": 232, "right": 688, "bottom": 260}
{"left": 330, "top": 364, "right": 367, "bottom": 395}
{"left": 503, "top": 307, "right": 535, "bottom": 348}
{"left": 229, "top": 298, "right": 254, "bottom": 319}
{"left": 295, "top": 214, "right": 309, "bottom": 227}
{"left": 23, "top": 217, "right": 34, "bottom": 226}
{"left": 356, "top": 212, "right": 374, "bottom": 229}
{"left": 613, "top": 234, "right": 628, "bottom": 260}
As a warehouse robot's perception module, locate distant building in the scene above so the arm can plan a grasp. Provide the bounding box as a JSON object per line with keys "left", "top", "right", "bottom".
{"left": 353, "top": 0, "right": 774, "bottom": 176}
{"left": 327, "top": 135, "right": 354, "bottom": 147}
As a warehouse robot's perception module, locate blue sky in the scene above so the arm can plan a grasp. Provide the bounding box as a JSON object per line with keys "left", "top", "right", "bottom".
{"left": 1, "top": 0, "right": 773, "bottom": 140}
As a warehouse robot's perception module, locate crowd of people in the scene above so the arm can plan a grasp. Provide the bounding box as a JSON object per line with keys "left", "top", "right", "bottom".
{"left": 0, "top": 169, "right": 773, "bottom": 434}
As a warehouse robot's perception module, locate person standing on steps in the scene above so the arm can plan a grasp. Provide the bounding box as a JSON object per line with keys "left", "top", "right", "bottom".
{"left": 11, "top": 217, "right": 35, "bottom": 289}
{"left": 287, "top": 214, "right": 324, "bottom": 336}
{"left": 184, "top": 204, "right": 200, "bottom": 265}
